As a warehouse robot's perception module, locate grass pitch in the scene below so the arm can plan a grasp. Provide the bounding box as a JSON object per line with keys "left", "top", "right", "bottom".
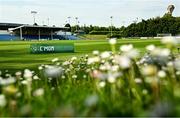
{"left": 0, "top": 39, "right": 162, "bottom": 71}
{"left": 1, "top": 38, "right": 180, "bottom": 117}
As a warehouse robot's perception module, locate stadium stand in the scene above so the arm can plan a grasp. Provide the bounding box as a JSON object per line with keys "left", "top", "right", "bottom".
{"left": 0, "top": 23, "right": 79, "bottom": 40}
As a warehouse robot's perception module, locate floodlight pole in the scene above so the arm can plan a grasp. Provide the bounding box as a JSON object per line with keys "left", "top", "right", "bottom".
{"left": 68, "top": 17, "right": 71, "bottom": 24}
{"left": 75, "top": 17, "right": 78, "bottom": 32}
{"left": 38, "top": 29, "right": 41, "bottom": 40}
{"left": 20, "top": 27, "right": 23, "bottom": 40}
{"left": 31, "top": 11, "right": 37, "bottom": 24}
{"left": 110, "top": 16, "right": 113, "bottom": 37}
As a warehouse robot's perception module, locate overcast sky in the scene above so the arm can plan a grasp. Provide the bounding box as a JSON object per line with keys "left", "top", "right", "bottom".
{"left": 0, "top": 0, "right": 179, "bottom": 27}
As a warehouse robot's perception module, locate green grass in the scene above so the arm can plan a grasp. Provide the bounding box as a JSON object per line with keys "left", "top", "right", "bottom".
{"left": 1, "top": 38, "right": 180, "bottom": 117}
{"left": 83, "top": 35, "right": 107, "bottom": 40}
{"left": 0, "top": 39, "right": 162, "bottom": 72}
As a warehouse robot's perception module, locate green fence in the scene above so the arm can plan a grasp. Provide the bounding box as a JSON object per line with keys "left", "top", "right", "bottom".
{"left": 30, "top": 44, "right": 74, "bottom": 54}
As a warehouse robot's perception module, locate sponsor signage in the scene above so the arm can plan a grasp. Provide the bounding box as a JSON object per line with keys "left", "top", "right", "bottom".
{"left": 30, "top": 44, "right": 74, "bottom": 53}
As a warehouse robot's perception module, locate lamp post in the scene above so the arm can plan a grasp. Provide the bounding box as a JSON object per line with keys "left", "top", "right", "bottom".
{"left": 75, "top": 17, "right": 78, "bottom": 32}
{"left": 31, "top": 11, "right": 37, "bottom": 25}
{"left": 110, "top": 16, "right": 113, "bottom": 37}
{"left": 68, "top": 17, "right": 71, "bottom": 24}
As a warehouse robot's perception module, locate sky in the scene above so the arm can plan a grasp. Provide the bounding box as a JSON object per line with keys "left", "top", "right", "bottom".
{"left": 0, "top": 0, "right": 179, "bottom": 27}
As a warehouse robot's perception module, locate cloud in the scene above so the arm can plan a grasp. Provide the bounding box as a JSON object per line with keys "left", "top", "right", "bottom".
{"left": 0, "top": 0, "right": 179, "bottom": 26}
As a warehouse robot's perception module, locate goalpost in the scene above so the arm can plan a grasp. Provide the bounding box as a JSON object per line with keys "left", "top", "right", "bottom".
{"left": 157, "top": 33, "right": 172, "bottom": 37}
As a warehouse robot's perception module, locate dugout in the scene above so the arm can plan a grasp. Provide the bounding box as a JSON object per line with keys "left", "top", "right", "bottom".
{"left": 9, "top": 25, "right": 69, "bottom": 40}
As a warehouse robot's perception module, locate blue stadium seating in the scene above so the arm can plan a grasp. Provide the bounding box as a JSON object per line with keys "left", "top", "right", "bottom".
{"left": 0, "top": 34, "right": 79, "bottom": 40}
{"left": 0, "top": 34, "right": 18, "bottom": 41}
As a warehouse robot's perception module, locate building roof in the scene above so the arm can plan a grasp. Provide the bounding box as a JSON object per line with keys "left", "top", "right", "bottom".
{"left": 9, "top": 25, "right": 69, "bottom": 32}
{"left": 0, "top": 23, "right": 69, "bottom": 32}
{"left": 0, "top": 23, "right": 24, "bottom": 30}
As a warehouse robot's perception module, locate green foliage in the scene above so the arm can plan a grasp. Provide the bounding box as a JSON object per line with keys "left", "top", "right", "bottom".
{"left": 89, "top": 31, "right": 121, "bottom": 35}
{"left": 107, "top": 33, "right": 122, "bottom": 38}
{"left": 64, "top": 23, "right": 71, "bottom": 32}
{"left": 122, "top": 16, "right": 180, "bottom": 37}
{"left": 0, "top": 38, "right": 180, "bottom": 116}
{"left": 70, "top": 16, "right": 180, "bottom": 37}
{"left": 71, "top": 25, "right": 121, "bottom": 34}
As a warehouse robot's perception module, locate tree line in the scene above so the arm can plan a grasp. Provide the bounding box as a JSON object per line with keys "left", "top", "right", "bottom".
{"left": 65, "top": 15, "right": 180, "bottom": 37}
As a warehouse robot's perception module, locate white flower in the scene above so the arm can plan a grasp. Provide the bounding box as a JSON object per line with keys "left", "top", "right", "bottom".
{"left": 83, "top": 75, "right": 87, "bottom": 79}
{"left": 114, "top": 55, "right": 131, "bottom": 69}
{"left": 52, "top": 58, "right": 59, "bottom": 63}
{"left": 16, "top": 92, "right": 22, "bottom": 98}
{"left": 160, "top": 49, "right": 171, "bottom": 57}
{"left": 161, "top": 36, "right": 178, "bottom": 46}
{"left": 101, "top": 59, "right": 106, "bottom": 63}
{"left": 27, "top": 78, "right": 32, "bottom": 82}
{"left": 158, "top": 70, "right": 166, "bottom": 78}
{"left": 109, "top": 38, "right": 117, "bottom": 45}
{"left": 33, "top": 88, "right": 44, "bottom": 97}
{"left": 56, "top": 62, "right": 60, "bottom": 66}
{"left": 111, "top": 65, "right": 119, "bottom": 72}
{"left": 24, "top": 69, "right": 33, "bottom": 78}
{"left": 90, "top": 70, "right": 106, "bottom": 80}
{"left": 146, "top": 45, "right": 156, "bottom": 51}
{"left": 38, "top": 66, "right": 43, "bottom": 70}
{"left": 99, "top": 62, "right": 111, "bottom": 71}
{"left": 98, "top": 81, "right": 106, "bottom": 88}
{"left": 15, "top": 71, "right": 22, "bottom": 76}
{"left": 135, "top": 78, "right": 142, "bottom": 84}
{"left": 100, "top": 51, "right": 111, "bottom": 59}
{"left": 71, "top": 57, "right": 77, "bottom": 61}
{"left": 167, "top": 61, "right": 173, "bottom": 67}
{"left": 72, "top": 75, "right": 77, "bottom": 79}
{"left": 107, "top": 72, "right": 121, "bottom": 83}
{"left": 86, "top": 69, "right": 91, "bottom": 73}
{"left": 124, "top": 49, "right": 139, "bottom": 59}
{"left": 99, "top": 65, "right": 106, "bottom": 71}
{"left": 63, "top": 61, "right": 70, "bottom": 66}
{"left": 87, "top": 57, "right": 100, "bottom": 65}
{"left": 142, "top": 89, "right": 148, "bottom": 95}
{"left": 176, "top": 71, "right": 180, "bottom": 75}
{"left": 85, "top": 94, "right": 98, "bottom": 107}
{"left": 21, "top": 80, "right": 28, "bottom": 85}
{"left": 44, "top": 66, "right": 64, "bottom": 78}
{"left": 48, "top": 78, "right": 53, "bottom": 81}
{"left": 51, "top": 87, "right": 55, "bottom": 91}
{"left": 174, "top": 60, "right": 180, "bottom": 70}
{"left": 0, "top": 94, "right": 7, "bottom": 107}
{"left": 45, "top": 65, "right": 50, "bottom": 68}
{"left": 142, "top": 65, "right": 157, "bottom": 76}
{"left": 5, "top": 74, "right": 11, "bottom": 78}
{"left": 108, "top": 76, "right": 116, "bottom": 83}
{"left": 33, "top": 75, "right": 40, "bottom": 80}
{"left": 151, "top": 48, "right": 170, "bottom": 57}
{"left": 120, "top": 44, "right": 133, "bottom": 52}
{"left": 61, "top": 75, "right": 66, "bottom": 79}
{"left": 0, "top": 77, "right": 16, "bottom": 86}
{"left": 93, "top": 50, "right": 99, "bottom": 55}
{"left": 66, "top": 68, "right": 70, "bottom": 72}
